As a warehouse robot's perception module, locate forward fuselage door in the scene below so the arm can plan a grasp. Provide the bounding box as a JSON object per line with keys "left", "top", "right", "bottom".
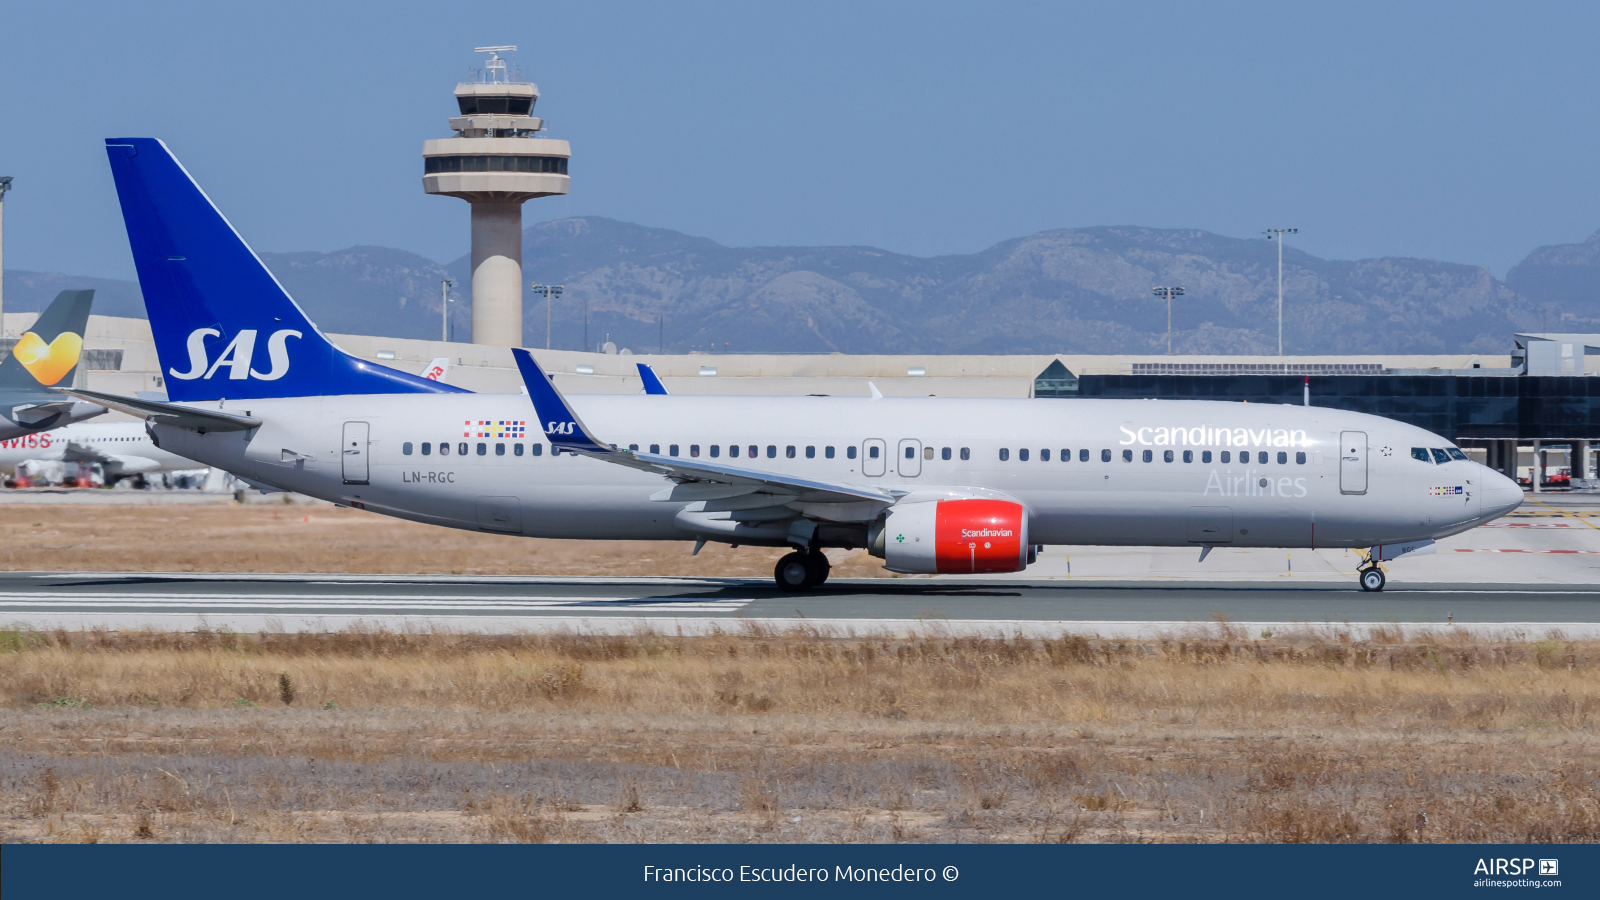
{"left": 897, "top": 439, "right": 922, "bottom": 477}
{"left": 342, "top": 421, "right": 370, "bottom": 485}
{"left": 1339, "top": 431, "right": 1367, "bottom": 495}
{"left": 863, "top": 438, "right": 886, "bottom": 477}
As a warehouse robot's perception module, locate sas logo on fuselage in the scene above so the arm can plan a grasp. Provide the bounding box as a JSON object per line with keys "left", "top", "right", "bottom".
{"left": 168, "top": 328, "right": 302, "bottom": 381}
{"left": 546, "top": 421, "right": 576, "bottom": 436}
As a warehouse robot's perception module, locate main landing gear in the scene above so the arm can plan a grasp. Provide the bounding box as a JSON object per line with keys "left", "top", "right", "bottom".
{"left": 1357, "top": 553, "right": 1387, "bottom": 592}
{"left": 774, "top": 550, "right": 830, "bottom": 591}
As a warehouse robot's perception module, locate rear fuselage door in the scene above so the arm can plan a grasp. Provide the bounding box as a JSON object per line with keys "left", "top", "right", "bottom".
{"left": 342, "top": 421, "right": 369, "bottom": 485}
{"left": 863, "top": 438, "right": 886, "bottom": 476}
{"left": 897, "top": 439, "right": 922, "bottom": 477}
{"left": 1339, "top": 431, "right": 1367, "bottom": 495}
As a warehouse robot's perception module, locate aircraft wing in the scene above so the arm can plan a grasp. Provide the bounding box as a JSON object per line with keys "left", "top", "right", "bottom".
{"left": 52, "top": 388, "right": 261, "bottom": 432}
{"left": 513, "top": 349, "right": 894, "bottom": 508}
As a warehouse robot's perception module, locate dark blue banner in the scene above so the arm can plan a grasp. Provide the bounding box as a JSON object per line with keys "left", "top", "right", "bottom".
{"left": 3, "top": 844, "right": 1594, "bottom": 899}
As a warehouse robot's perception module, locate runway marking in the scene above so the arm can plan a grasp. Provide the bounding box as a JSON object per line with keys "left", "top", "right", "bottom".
{"left": 0, "top": 592, "right": 751, "bottom": 613}
{"left": 1525, "top": 495, "right": 1600, "bottom": 531}
{"left": 1452, "top": 549, "right": 1600, "bottom": 554}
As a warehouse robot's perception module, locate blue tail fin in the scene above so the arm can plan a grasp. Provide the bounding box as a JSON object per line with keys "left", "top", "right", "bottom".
{"left": 636, "top": 363, "right": 670, "bottom": 395}
{"left": 104, "top": 138, "right": 467, "bottom": 400}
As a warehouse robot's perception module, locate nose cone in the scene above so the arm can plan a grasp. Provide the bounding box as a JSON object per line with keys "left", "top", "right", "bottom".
{"left": 1479, "top": 465, "right": 1524, "bottom": 522}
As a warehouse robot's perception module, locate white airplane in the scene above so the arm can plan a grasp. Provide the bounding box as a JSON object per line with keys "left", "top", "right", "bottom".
{"left": 0, "top": 420, "right": 197, "bottom": 486}
{"left": 70, "top": 138, "right": 1523, "bottom": 592}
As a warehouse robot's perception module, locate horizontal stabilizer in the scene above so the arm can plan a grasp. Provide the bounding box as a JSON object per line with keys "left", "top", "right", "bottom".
{"left": 53, "top": 388, "right": 261, "bottom": 432}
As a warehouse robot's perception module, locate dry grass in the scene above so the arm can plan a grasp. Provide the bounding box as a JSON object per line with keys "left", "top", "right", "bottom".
{"left": 1, "top": 626, "right": 1597, "bottom": 843}
{"left": 0, "top": 503, "right": 888, "bottom": 577}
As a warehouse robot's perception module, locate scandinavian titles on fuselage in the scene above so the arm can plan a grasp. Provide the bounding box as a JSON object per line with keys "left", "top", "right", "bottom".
{"left": 1119, "top": 425, "right": 1310, "bottom": 448}
{"left": 1204, "top": 469, "right": 1308, "bottom": 498}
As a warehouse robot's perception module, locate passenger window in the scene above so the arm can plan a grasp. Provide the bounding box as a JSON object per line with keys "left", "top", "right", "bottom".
{"left": 1295, "top": 451, "right": 1306, "bottom": 464}
{"left": 1041, "top": 449, "right": 1050, "bottom": 461}
{"left": 847, "top": 446, "right": 856, "bottom": 459}
{"left": 923, "top": 446, "right": 933, "bottom": 460}
{"left": 1447, "top": 448, "right": 1468, "bottom": 461}
{"left": 961, "top": 448, "right": 971, "bottom": 461}
{"left": 1411, "top": 448, "right": 1431, "bottom": 463}
{"left": 1162, "top": 450, "right": 1172, "bottom": 463}
{"left": 729, "top": 445, "right": 740, "bottom": 458}
{"left": 747, "top": 445, "right": 757, "bottom": 458}
{"left": 826, "top": 446, "right": 835, "bottom": 459}
{"left": 1000, "top": 448, "right": 1010, "bottom": 461}
{"left": 905, "top": 446, "right": 915, "bottom": 459}
{"left": 531, "top": 444, "right": 543, "bottom": 456}
{"left": 1081, "top": 449, "right": 1090, "bottom": 462}
{"left": 942, "top": 447, "right": 951, "bottom": 460}
{"left": 768, "top": 445, "right": 777, "bottom": 458}
{"left": 1430, "top": 448, "right": 1451, "bottom": 464}
{"left": 690, "top": 445, "right": 700, "bottom": 457}
{"left": 403, "top": 442, "right": 413, "bottom": 455}
{"left": 515, "top": 444, "right": 524, "bottom": 457}
{"left": 1143, "top": 449, "right": 1153, "bottom": 463}
{"left": 787, "top": 446, "right": 796, "bottom": 459}
{"left": 806, "top": 446, "right": 815, "bottom": 458}
{"left": 1060, "top": 449, "right": 1069, "bottom": 462}
{"left": 495, "top": 443, "right": 505, "bottom": 456}
{"left": 868, "top": 446, "right": 879, "bottom": 459}
{"left": 1102, "top": 449, "right": 1111, "bottom": 462}
{"left": 628, "top": 444, "right": 638, "bottom": 451}
{"left": 1123, "top": 449, "right": 1133, "bottom": 462}
{"left": 1277, "top": 451, "right": 1287, "bottom": 464}
{"left": 1182, "top": 450, "right": 1192, "bottom": 463}
{"left": 669, "top": 444, "right": 679, "bottom": 456}
{"left": 1020, "top": 449, "right": 1029, "bottom": 461}
{"left": 1254, "top": 451, "right": 1265, "bottom": 464}
{"left": 1201, "top": 450, "right": 1211, "bottom": 463}
{"left": 477, "top": 443, "right": 487, "bottom": 456}
{"left": 440, "top": 443, "right": 450, "bottom": 457}
{"left": 421, "top": 442, "right": 432, "bottom": 456}
{"left": 710, "top": 445, "right": 720, "bottom": 458}
{"left": 1220, "top": 451, "right": 1230, "bottom": 463}
{"left": 459, "top": 443, "right": 469, "bottom": 456}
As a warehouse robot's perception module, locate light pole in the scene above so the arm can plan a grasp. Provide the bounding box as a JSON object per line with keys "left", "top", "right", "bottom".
{"left": 1152, "top": 286, "right": 1185, "bottom": 355}
{"left": 1264, "top": 228, "right": 1297, "bottom": 355}
{"left": 440, "top": 279, "right": 455, "bottom": 343}
{"left": 530, "top": 283, "right": 564, "bottom": 349}
{"left": 0, "top": 176, "right": 11, "bottom": 338}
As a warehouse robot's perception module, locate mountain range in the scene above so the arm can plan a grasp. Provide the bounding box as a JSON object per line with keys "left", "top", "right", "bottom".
{"left": 7, "top": 219, "right": 1598, "bottom": 355}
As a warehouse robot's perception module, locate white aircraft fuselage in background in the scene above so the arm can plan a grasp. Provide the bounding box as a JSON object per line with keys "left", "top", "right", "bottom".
{"left": 0, "top": 421, "right": 198, "bottom": 480}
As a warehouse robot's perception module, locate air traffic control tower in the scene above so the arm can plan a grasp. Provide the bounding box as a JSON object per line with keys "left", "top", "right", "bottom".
{"left": 423, "top": 47, "right": 570, "bottom": 347}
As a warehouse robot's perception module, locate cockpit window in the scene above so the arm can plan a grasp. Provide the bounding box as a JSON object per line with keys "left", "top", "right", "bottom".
{"left": 1447, "top": 448, "right": 1468, "bottom": 461}
{"left": 1411, "top": 448, "right": 1431, "bottom": 463}
{"left": 1430, "top": 448, "right": 1451, "bottom": 464}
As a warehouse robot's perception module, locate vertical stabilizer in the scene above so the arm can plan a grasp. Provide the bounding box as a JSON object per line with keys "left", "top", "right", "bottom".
{"left": 104, "top": 138, "right": 468, "bottom": 400}
{"left": 0, "top": 290, "right": 94, "bottom": 389}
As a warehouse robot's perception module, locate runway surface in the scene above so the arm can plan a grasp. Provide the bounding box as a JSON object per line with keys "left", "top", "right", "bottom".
{"left": 4, "top": 571, "right": 1599, "bottom": 638}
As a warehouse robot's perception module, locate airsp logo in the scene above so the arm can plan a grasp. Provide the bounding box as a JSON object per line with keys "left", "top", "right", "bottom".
{"left": 169, "top": 328, "right": 302, "bottom": 381}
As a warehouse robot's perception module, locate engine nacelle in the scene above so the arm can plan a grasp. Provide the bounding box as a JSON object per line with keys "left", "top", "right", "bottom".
{"left": 879, "top": 498, "right": 1029, "bottom": 574}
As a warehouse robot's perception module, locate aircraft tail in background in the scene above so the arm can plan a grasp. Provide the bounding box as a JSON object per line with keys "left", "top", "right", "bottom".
{"left": 0, "top": 289, "right": 93, "bottom": 390}
{"left": 103, "top": 137, "right": 468, "bottom": 401}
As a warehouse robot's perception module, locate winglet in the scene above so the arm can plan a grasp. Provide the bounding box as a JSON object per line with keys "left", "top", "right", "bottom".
{"left": 511, "top": 349, "right": 612, "bottom": 453}
{"left": 637, "top": 362, "right": 670, "bottom": 396}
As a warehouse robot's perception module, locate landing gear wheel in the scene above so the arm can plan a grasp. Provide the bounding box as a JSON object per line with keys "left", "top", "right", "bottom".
{"left": 774, "top": 552, "right": 812, "bottom": 592}
{"left": 1359, "top": 567, "right": 1386, "bottom": 592}
{"left": 804, "top": 551, "right": 830, "bottom": 588}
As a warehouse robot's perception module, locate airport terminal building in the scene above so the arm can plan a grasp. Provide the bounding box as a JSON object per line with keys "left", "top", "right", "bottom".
{"left": 3, "top": 312, "right": 1592, "bottom": 488}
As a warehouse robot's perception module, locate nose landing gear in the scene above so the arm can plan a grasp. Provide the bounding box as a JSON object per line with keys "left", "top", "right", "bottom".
{"left": 774, "top": 549, "right": 831, "bottom": 591}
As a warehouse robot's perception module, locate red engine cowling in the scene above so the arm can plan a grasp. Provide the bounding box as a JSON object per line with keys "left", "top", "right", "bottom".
{"left": 881, "top": 499, "right": 1029, "bottom": 574}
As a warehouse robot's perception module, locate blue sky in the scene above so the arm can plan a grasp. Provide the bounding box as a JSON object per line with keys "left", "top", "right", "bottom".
{"left": 2, "top": 1, "right": 1597, "bottom": 279}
